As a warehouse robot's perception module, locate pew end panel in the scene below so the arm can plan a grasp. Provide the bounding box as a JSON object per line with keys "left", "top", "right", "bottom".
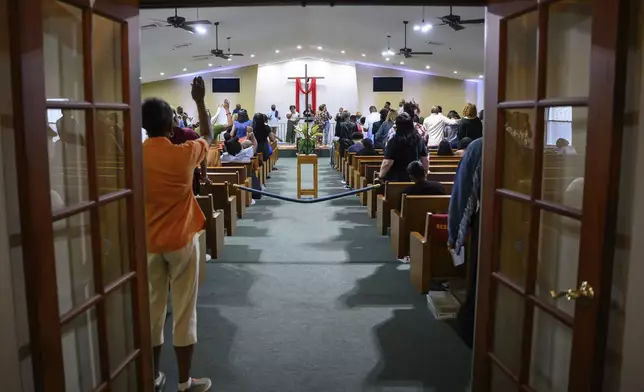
{"left": 200, "top": 183, "right": 237, "bottom": 237}
{"left": 208, "top": 172, "right": 245, "bottom": 219}
{"left": 195, "top": 195, "right": 225, "bottom": 259}
{"left": 409, "top": 213, "right": 465, "bottom": 294}
{"left": 376, "top": 182, "right": 413, "bottom": 236}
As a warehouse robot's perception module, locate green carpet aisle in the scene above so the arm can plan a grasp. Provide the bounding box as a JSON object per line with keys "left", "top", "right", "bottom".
{"left": 160, "top": 157, "right": 472, "bottom": 392}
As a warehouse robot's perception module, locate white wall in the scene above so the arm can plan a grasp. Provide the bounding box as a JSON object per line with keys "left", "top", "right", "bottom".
{"left": 254, "top": 59, "right": 359, "bottom": 117}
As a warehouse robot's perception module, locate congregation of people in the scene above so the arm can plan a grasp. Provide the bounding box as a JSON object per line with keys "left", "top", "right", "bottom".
{"left": 133, "top": 71, "right": 488, "bottom": 392}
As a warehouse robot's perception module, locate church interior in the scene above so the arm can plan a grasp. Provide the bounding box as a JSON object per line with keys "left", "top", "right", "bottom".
{"left": 3, "top": 0, "right": 644, "bottom": 391}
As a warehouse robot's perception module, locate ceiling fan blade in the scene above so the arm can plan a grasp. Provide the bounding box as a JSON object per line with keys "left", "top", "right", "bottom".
{"left": 181, "top": 25, "right": 196, "bottom": 34}
{"left": 459, "top": 18, "right": 485, "bottom": 24}
{"left": 185, "top": 20, "right": 212, "bottom": 26}
{"left": 141, "top": 24, "right": 159, "bottom": 30}
{"left": 411, "top": 51, "right": 434, "bottom": 55}
{"left": 230, "top": 53, "right": 244, "bottom": 56}
{"left": 192, "top": 54, "right": 213, "bottom": 58}
{"left": 450, "top": 24, "right": 465, "bottom": 31}
{"left": 150, "top": 18, "right": 169, "bottom": 23}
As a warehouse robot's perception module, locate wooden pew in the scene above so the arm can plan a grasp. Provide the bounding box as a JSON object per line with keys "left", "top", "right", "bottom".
{"left": 409, "top": 213, "right": 465, "bottom": 294}
{"left": 390, "top": 195, "right": 451, "bottom": 258}
{"left": 219, "top": 163, "right": 253, "bottom": 207}
{"left": 208, "top": 172, "right": 245, "bottom": 219}
{"left": 428, "top": 165, "right": 458, "bottom": 173}
{"left": 359, "top": 163, "right": 381, "bottom": 206}
{"left": 200, "top": 183, "right": 237, "bottom": 236}
{"left": 427, "top": 172, "right": 456, "bottom": 183}
{"left": 343, "top": 152, "right": 356, "bottom": 182}
{"left": 442, "top": 182, "right": 454, "bottom": 195}
{"left": 196, "top": 195, "right": 225, "bottom": 259}
{"left": 352, "top": 157, "right": 383, "bottom": 190}
{"left": 376, "top": 182, "right": 412, "bottom": 236}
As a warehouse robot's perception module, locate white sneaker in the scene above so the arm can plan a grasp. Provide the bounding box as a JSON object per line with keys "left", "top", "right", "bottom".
{"left": 251, "top": 199, "right": 256, "bottom": 205}
{"left": 205, "top": 254, "right": 212, "bottom": 262}
{"left": 398, "top": 256, "right": 411, "bottom": 263}
{"left": 179, "top": 378, "right": 212, "bottom": 392}
{"left": 341, "top": 180, "right": 347, "bottom": 184}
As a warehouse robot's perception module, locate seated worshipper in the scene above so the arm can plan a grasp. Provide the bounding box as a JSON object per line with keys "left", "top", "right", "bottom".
{"left": 377, "top": 113, "right": 429, "bottom": 182}
{"left": 356, "top": 138, "right": 378, "bottom": 156}
{"left": 458, "top": 103, "right": 483, "bottom": 141}
{"left": 231, "top": 109, "right": 252, "bottom": 139}
{"left": 142, "top": 76, "right": 213, "bottom": 392}
{"left": 437, "top": 140, "right": 454, "bottom": 156}
{"left": 232, "top": 103, "right": 242, "bottom": 114}
{"left": 168, "top": 114, "right": 210, "bottom": 195}
{"left": 556, "top": 138, "right": 578, "bottom": 155}
{"left": 455, "top": 137, "right": 472, "bottom": 157}
{"left": 423, "top": 106, "right": 459, "bottom": 148}
{"left": 448, "top": 137, "right": 483, "bottom": 349}
{"left": 222, "top": 131, "right": 257, "bottom": 163}
{"left": 446, "top": 110, "right": 461, "bottom": 147}
{"left": 348, "top": 132, "right": 365, "bottom": 153}
{"left": 399, "top": 160, "right": 446, "bottom": 210}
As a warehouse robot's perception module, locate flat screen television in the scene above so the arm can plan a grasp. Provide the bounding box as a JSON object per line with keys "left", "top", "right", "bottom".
{"left": 373, "top": 77, "right": 403, "bottom": 92}
{"left": 212, "top": 78, "right": 241, "bottom": 93}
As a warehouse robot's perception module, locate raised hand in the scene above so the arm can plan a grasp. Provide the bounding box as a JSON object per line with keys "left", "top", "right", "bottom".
{"left": 191, "top": 76, "right": 206, "bottom": 103}
{"left": 223, "top": 99, "right": 230, "bottom": 110}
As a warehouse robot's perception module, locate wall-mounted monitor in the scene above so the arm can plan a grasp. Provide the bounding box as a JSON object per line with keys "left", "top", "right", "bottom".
{"left": 373, "top": 77, "right": 403, "bottom": 92}
{"left": 212, "top": 77, "right": 241, "bottom": 93}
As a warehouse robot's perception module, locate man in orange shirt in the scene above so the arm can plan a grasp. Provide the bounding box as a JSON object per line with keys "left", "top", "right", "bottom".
{"left": 142, "top": 76, "right": 213, "bottom": 392}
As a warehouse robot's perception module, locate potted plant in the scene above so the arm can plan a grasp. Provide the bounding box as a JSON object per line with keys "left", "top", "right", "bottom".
{"left": 295, "top": 123, "right": 322, "bottom": 155}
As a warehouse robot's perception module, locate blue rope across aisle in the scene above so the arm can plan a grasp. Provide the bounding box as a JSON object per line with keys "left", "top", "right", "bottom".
{"left": 232, "top": 183, "right": 381, "bottom": 204}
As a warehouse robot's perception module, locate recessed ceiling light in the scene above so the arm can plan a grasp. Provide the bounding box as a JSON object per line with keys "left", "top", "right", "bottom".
{"left": 453, "top": 71, "right": 458, "bottom": 74}
{"left": 341, "top": 50, "right": 345, "bottom": 54}
{"left": 479, "top": 74, "right": 484, "bottom": 78}
{"left": 250, "top": 54, "right": 255, "bottom": 58}
{"left": 426, "top": 65, "right": 430, "bottom": 69}
{"left": 227, "top": 58, "right": 232, "bottom": 61}
{"left": 385, "top": 57, "right": 390, "bottom": 61}
{"left": 160, "top": 72, "right": 164, "bottom": 76}
{"left": 208, "top": 63, "right": 213, "bottom": 66}
{"left": 317, "top": 46, "right": 322, "bottom": 50}
{"left": 195, "top": 26, "right": 207, "bottom": 35}
{"left": 400, "top": 61, "right": 405, "bottom": 65}
{"left": 361, "top": 53, "right": 366, "bottom": 57}
{"left": 297, "top": 45, "right": 302, "bottom": 49}
{"left": 182, "top": 68, "right": 187, "bottom": 71}
{"left": 414, "top": 25, "right": 421, "bottom": 31}
{"left": 139, "top": 76, "right": 142, "bottom": 80}
{"left": 275, "top": 49, "right": 280, "bottom": 53}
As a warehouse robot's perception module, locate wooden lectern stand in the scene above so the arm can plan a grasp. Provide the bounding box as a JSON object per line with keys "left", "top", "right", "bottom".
{"left": 296, "top": 154, "right": 318, "bottom": 199}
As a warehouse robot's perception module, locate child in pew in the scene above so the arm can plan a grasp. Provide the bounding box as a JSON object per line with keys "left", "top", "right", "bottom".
{"left": 454, "top": 137, "right": 472, "bottom": 157}
{"left": 347, "top": 132, "right": 366, "bottom": 153}
{"left": 356, "top": 138, "right": 378, "bottom": 156}
{"left": 400, "top": 161, "right": 446, "bottom": 209}
{"left": 221, "top": 130, "right": 257, "bottom": 163}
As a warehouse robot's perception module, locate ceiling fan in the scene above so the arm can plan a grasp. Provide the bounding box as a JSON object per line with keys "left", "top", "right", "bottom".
{"left": 193, "top": 22, "right": 245, "bottom": 61}
{"left": 397, "top": 21, "right": 434, "bottom": 58}
{"left": 141, "top": 8, "right": 212, "bottom": 34}
{"left": 437, "top": 6, "right": 485, "bottom": 31}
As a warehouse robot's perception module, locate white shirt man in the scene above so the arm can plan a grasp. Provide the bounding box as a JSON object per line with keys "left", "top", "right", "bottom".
{"left": 365, "top": 106, "right": 381, "bottom": 139}
{"left": 423, "top": 108, "right": 459, "bottom": 147}
{"left": 267, "top": 105, "right": 280, "bottom": 128}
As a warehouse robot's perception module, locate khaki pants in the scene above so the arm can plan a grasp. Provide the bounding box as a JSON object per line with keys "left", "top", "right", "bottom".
{"left": 148, "top": 233, "right": 200, "bottom": 347}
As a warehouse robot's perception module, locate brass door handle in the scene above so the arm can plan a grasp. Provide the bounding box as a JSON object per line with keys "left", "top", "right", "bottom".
{"left": 549, "top": 281, "right": 594, "bottom": 301}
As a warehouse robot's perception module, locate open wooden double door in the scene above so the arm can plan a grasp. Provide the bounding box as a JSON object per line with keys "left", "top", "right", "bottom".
{"left": 7, "top": 0, "right": 628, "bottom": 391}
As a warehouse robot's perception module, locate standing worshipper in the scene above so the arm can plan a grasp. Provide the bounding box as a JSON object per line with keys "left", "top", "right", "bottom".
{"left": 266, "top": 104, "right": 281, "bottom": 136}
{"left": 377, "top": 113, "right": 429, "bottom": 182}
{"left": 447, "top": 137, "right": 483, "bottom": 349}
{"left": 303, "top": 104, "right": 314, "bottom": 123}
{"left": 285, "top": 105, "right": 300, "bottom": 145}
{"left": 445, "top": 110, "right": 461, "bottom": 148}
{"left": 338, "top": 110, "right": 356, "bottom": 158}
{"left": 334, "top": 107, "right": 344, "bottom": 138}
{"left": 142, "top": 76, "right": 214, "bottom": 392}
{"left": 231, "top": 109, "right": 252, "bottom": 139}
{"left": 168, "top": 111, "right": 210, "bottom": 195}
{"left": 371, "top": 109, "right": 388, "bottom": 139}
{"left": 374, "top": 109, "right": 397, "bottom": 150}
{"left": 458, "top": 103, "right": 483, "bottom": 141}
{"left": 365, "top": 105, "right": 381, "bottom": 140}
{"left": 423, "top": 106, "right": 460, "bottom": 148}
{"left": 232, "top": 103, "right": 242, "bottom": 115}
{"left": 383, "top": 101, "right": 391, "bottom": 111}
